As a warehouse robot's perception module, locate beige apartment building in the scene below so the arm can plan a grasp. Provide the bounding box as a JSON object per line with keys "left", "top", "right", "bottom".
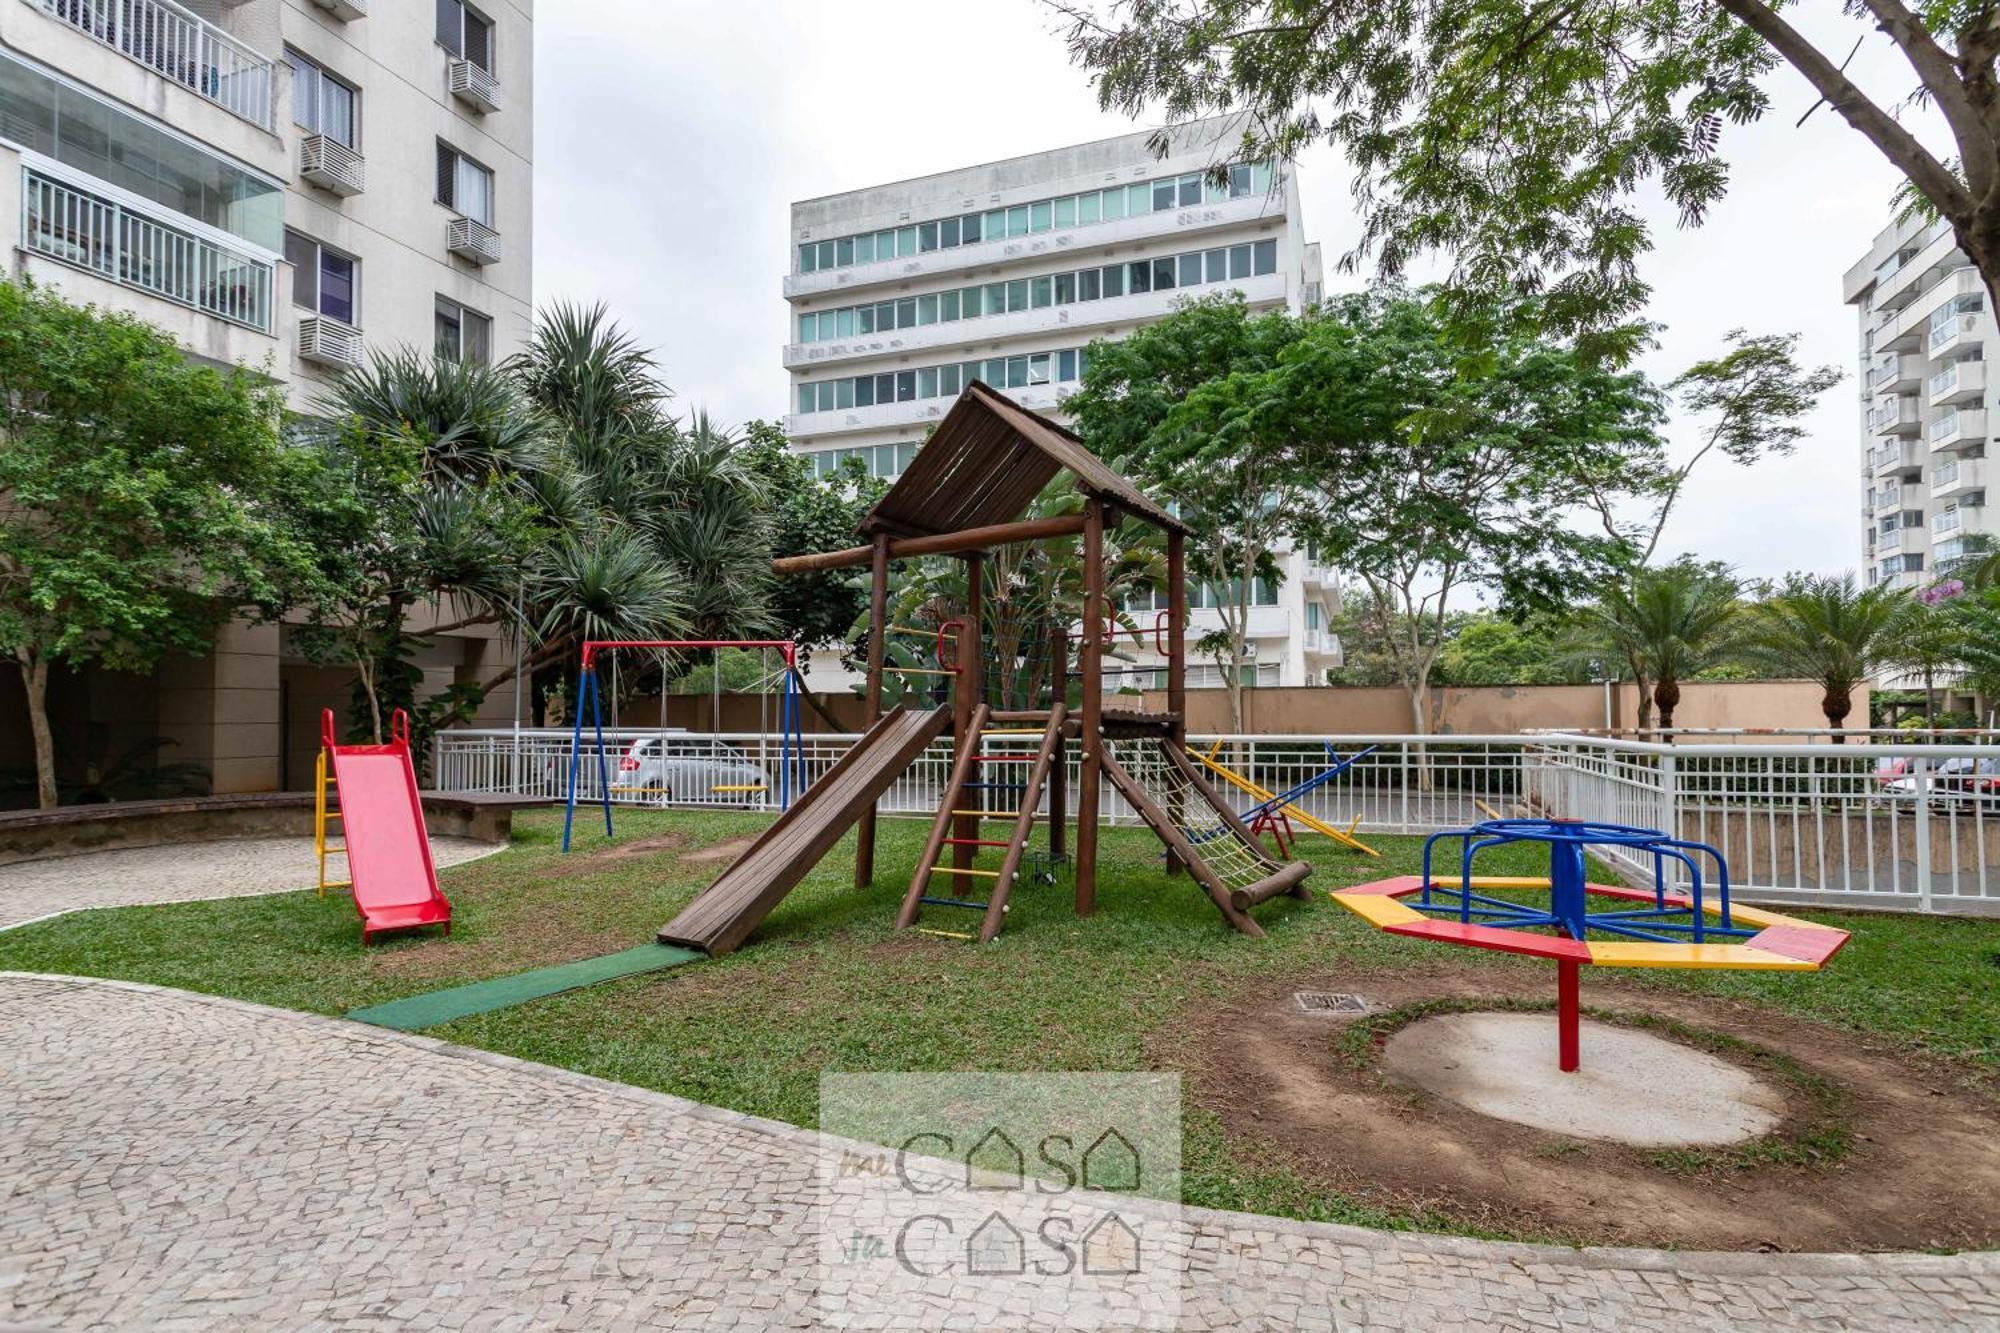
{"left": 0, "top": 0, "right": 533, "bottom": 802}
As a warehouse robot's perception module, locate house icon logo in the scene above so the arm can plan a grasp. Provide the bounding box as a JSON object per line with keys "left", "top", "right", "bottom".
{"left": 1081, "top": 1213, "right": 1142, "bottom": 1275}
{"left": 1082, "top": 1128, "right": 1141, "bottom": 1192}
{"left": 965, "top": 1127, "right": 1025, "bottom": 1190}
{"left": 967, "top": 1212, "right": 1026, "bottom": 1276}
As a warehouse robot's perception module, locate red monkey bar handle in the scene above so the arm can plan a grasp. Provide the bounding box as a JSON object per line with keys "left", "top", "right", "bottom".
{"left": 391, "top": 708, "right": 411, "bottom": 748}
{"left": 937, "top": 619, "right": 964, "bottom": 673}
{"left": 320, "top": 707, "right": 336, "bottom": 749}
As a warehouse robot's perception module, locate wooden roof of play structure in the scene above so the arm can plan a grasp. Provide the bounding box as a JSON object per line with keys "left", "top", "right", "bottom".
{"left": 860, "top": 380, "right": 1188, "bottom": 539}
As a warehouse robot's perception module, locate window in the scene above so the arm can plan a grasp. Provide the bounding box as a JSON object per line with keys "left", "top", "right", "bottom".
{"left": 436, "top": 0, "right": 494, "bottom": 72}
{"left": 1252, "top": 239, "right": 1277, "bottom": 275}
{"left": 286, "top": 51, "right": 357, "bottom": 147}
{"left": 436, "top": 142, "right": 494, "bottom": 225}
{"left": 286, "top": 230, "right": 355, "bottom": 325}
{"left": 435, "top": 295, "right": 491, "bottom": 363}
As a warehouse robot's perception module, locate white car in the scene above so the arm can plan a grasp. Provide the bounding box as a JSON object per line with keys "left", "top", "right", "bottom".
{"left": 614, "top": 734, "right": 770, "bottom": 806}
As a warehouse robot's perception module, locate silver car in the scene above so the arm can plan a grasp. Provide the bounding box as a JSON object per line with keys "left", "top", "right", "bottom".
{"left": 616, "top": 734, "right": 769, "bottom": 806}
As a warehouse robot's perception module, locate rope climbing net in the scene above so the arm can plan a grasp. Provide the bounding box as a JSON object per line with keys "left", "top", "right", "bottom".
{"left": 1113, "top": 739, "right": 1272, "bottom": 894}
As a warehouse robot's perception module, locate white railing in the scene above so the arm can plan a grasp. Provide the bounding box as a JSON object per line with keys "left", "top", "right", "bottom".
{"left": 432, "top": 728, "right": 2000, "bottom": 917}
{"left": 22, "top": 169, "right": 273, "bottom": 331}
{"left": 34, "top": 0, "right": 276, "bottom": 130}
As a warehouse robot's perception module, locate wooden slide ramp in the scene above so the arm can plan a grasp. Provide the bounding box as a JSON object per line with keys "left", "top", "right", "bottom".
{"left": 658, "top": 706, "right": 950, "bottom": 956}
{"left": 1097, "top": 738, "right": 1313, "bottom": 937}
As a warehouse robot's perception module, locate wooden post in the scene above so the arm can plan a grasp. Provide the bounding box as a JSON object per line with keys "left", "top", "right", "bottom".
{"left": 1077, "top": 500, "right": 1104, "bottom": 915}
{"left": 1048, "top": 625, "right": 1068, "bottom": 860}
{"left": 855, "top": 532, "right": 890, "bottom": 889}
{"left": 951, "top": 603, "right": 979, "bottom": 871}
{"left": 1165, "top": 527, "right": 1187, "bottom": 876}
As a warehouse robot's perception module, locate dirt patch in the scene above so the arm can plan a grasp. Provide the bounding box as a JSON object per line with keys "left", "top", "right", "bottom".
{"left": 682, "top": 836, "right": 756, "bottom": 866}
{"left": 543, "top": 832, "right": 687, "bottom": 879}
{"left": 1167, "top": 964, "right": 2000, "bottom": 1252}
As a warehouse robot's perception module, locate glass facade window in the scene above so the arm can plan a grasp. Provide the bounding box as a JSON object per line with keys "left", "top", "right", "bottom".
{"left": 791, "top": 241, "right": 1287, "bottom": 344}
{"left": 793, "top": 343, "right": 1096, "bottom": 415}
{"left": 286, "top": 229, "right": 355, "bottom": 324}
{"left": 287, "top": 51, "right": 357, "bottom": 147}
{"left": 437, "top": 0, "right": 495, "bottom": 72}
{"left": 436, "top": 142, "right": 494, "bottom": 225}
{"left": 435, "top": 295, "right": 491, "bottom": 363}
{"left": 792, "top": 159, "right": 1280, "bottom": 272}
{"left": 808, "top": 441, "right": 921, "bottom": 480}
{"left": 0, "top": 50, "right": 283, "bottom": 251}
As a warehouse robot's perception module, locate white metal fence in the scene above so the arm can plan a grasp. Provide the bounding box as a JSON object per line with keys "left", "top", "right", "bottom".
{"left": 432, "top": 727, "right": 2000, "bottom": 917}
{"left": 23, "top": 169, "right": 273, "bottom": 330}
{"left": 36, "top": 0, "right": 276, "bottom": 129}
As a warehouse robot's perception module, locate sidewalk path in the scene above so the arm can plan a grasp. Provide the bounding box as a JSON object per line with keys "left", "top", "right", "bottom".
{"left": 0, "top": 837, "right": 498, "bottom": 931}
{"left": 2, "top": 973, "right": 1995, "bottom": 1330}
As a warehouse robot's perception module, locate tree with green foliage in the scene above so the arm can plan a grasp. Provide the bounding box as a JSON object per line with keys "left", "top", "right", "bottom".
{"left": 1745, "top": 573, "right": 1908, "bottom": 738}
{"left": 1067, "top": 295, "right": 1315, "bottom": 729}
{"left": 0, "top": 281, "right": 308, "bottom": 808}
{"left": 289, "top": 350, "right": 550, "bottom": 746}
{"left": 1057, "top": 0, "right": 2000, "bottom": 348}
{"left": 738, "top": 419, "right": 885, "bottom": 650}
{"left": 1582, "top": 561, "right": 1742, "bottom": 731}
{"left": 1582, "top": 331, "right": 1841, "bottom": 564}
{"left": 1435, "top": 611, "right": 1589, "bottom": 688}
{"left": 1267, "top": 290, "right": 1658, "bottom": 732}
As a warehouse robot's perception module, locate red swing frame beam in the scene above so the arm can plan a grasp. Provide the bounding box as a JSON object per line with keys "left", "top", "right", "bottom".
{"left": 563, "top": 639, "right": 804, "bottom": 852}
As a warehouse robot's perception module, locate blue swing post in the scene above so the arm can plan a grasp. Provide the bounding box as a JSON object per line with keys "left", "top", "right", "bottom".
{"left": 560, "top": 657, "right": 616, "bottom": 852}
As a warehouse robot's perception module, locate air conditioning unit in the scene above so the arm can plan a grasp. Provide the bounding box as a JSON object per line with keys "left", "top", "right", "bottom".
{"left": 299, "top": 135, "right": 364, "bottom": 196}
{"left": 446, "top": 59, "right": 500, "bottom": 114}
{"left": 307, "top": 0, "right": 367, "bottom": 19}
{"left": 298, "top": 316, "right": 364, "bottom": 369}
{"left": 447, "top": 216, "right": 501, "bottom": 266}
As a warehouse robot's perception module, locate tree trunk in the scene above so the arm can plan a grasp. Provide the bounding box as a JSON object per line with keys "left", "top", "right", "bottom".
{"left": 17, "top": 651, "right": 58, "bottom": 810}
{"left": 1824, "top": 687, "right": 1852, "bottom": 742}
{"left": 1627, "top": 649, "right": 1653, "bottom": 732}
{"left": 1654, "top": 678, "right": 1681, "bottom": 733}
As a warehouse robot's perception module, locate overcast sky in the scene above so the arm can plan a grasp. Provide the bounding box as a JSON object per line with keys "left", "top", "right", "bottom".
{"left": 534, "top": 2, "right": 1946, "bottom": 582}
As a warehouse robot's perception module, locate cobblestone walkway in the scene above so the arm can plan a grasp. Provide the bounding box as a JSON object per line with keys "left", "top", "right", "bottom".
{"left": 0, "top": 837, "right": 499, "bottom": 931}
{"left": 3, "top": 974, "right": 1996, "bottom": 1331}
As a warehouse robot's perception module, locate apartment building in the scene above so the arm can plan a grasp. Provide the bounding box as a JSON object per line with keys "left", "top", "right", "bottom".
{"left": 783, "top": 118, "right": 1340, "bottom": 690}
{"left": 1843, "top": 214, "right": 1991, "bottom": 592}
{"left": 0, "top": 0, "right": 533, "bottom": 798}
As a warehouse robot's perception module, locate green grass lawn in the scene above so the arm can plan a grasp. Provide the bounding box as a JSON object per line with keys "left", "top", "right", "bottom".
{"left": 3, "top": 807, "right": 1995, "bottom": 1238}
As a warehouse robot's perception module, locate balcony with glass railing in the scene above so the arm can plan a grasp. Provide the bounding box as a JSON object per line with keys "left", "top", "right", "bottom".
{"left": 1869, "top": 397, "right": 1922, "bottom": 436}
{"left": 22, "top": 168, "right": 272, "bottom": 331}
{"left": 1929, "top": 358, "right": 1987, "bottom": 406}
{"left": 31, "top": 0, "right": 275, "bottom": 130}
{"left": 1930, "top": 407, "right": 1988, "bottom": 452}
{"left": 1934, "top": 507, "right": 1964, "bottom": 533}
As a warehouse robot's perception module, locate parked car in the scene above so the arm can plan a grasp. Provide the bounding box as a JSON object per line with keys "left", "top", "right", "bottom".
{"left": 615, "top": 733, "right": 769, "bottom": 806}
{"left": 1876, "top": 755, "right": 2000, "bottom": 809}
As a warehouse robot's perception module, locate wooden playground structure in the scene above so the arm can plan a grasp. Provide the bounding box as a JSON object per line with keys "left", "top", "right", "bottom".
{"left": 657, "top": 381, "right": 1314, "bottom": 955}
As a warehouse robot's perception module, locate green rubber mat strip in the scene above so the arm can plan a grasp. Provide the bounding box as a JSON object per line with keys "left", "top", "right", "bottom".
{"left": 347, "top": 942, "right": 703, "bottom": 1031}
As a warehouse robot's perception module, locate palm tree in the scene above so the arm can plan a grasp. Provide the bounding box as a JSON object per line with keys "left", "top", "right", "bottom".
{"left": 1745, "top": 573, "right": 1907, "bottom": 739}
{"left": 1584, "top": 562, "right": 1741, "bottom": 732}
{"left": 491, "top": 307, "right": 774, "bottom": 708}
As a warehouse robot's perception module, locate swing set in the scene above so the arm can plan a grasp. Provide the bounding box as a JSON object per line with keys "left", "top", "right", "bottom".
{"left": 561, "top": 639, "right": 805, "bottom": 852}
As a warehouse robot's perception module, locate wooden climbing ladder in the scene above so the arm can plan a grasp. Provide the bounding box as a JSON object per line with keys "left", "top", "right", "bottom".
{"left": 898, "top": 704, "right": 1067, "bottom": 944}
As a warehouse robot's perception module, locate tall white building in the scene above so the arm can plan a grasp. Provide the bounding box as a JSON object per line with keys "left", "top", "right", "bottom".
{"left": 0, "top": 0, "right": 533, "bottom": 794}
{"left": 1, "top": 0, "right": 533, "bottom": 407}
{"left": 1843, "top": 214, "right": 1989, "bottom": 590}
{"left": 783, "top": 118, "right": 1340, "bottom": 689}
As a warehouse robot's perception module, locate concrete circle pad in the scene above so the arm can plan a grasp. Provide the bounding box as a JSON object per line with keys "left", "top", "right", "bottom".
{"left": 1381, "top": 1012, "right": 1787, "bottom": 1147}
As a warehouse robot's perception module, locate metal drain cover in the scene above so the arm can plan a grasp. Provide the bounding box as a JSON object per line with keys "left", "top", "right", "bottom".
{"left": 1293, "top": 991, "right": 1369, "bottom": 1014}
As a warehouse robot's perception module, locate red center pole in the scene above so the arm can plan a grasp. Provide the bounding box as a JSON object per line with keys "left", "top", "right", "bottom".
{"left": 1557, "top": 958, "right": 1581, "bottom": 1073}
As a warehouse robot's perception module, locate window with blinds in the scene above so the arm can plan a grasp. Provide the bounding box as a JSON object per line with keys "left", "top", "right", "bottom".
{"left": 436, "top": 0, "right": 495, "bottom": 72}
{"left": 435, "top": 142, "right": 494, "bottom": 225}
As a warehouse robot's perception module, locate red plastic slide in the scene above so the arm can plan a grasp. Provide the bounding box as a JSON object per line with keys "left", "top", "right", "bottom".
{"left": 321, "top": 708, "right": 451, "bottom": 945}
